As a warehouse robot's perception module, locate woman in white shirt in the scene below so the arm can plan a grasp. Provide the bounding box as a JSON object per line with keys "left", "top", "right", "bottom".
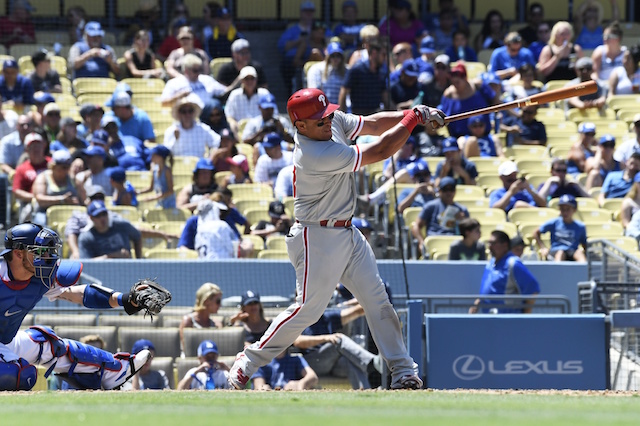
{"left": 607, "top": 47, "right": 640, "bottom": 97}
{"left": 306, "top": 41, "right": 348, "bottom": 104}
{"left": 164, "top": 93, "right": 220, "bottom": 158}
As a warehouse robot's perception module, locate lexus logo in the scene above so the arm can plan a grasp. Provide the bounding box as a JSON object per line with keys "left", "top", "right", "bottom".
{"left": 453, "top": 355, "right": 485, "bottom": 380}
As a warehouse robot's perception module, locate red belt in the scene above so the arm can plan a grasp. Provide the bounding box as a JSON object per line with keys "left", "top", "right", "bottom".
{"left": 320, "top": 219, "right": 352, "bottom": 228}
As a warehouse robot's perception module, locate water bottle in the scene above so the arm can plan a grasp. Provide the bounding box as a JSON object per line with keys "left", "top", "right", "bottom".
{"left": 205, "top": 368, "right": 216, "bottom": 390}
{"left": 458, "top": 46, "right": 465, "bottom": 61}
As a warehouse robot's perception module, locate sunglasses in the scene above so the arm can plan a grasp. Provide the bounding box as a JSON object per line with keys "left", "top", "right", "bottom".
{"left": 179, "top": 107, "right": 195, "bottom": 114}
{"left": 553, "top": 168, "right": 567, "bottom": 173}
{"left": 316, "top": 112, "right": 335, "bottom": 127}
{"left": 601, "top": 142, "right": 615, "bottom": 148}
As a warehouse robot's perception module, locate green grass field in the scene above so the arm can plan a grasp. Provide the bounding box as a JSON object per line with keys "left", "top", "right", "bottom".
{"left": 4, "top": 390, "right": 640, "bottom": 426}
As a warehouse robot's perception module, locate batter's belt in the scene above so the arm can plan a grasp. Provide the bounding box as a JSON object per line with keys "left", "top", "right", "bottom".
{"left": 296, "top": 219, "right": 353, "bottom": 228}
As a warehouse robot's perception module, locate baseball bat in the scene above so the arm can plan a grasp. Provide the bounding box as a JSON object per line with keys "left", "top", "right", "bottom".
{"left": 443, "top": 80, "right": 597, "bottom": 124}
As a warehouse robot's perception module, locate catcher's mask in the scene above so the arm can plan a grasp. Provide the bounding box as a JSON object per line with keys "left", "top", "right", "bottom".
{"left": 3, "top": 223, "right": 61, "bottom": 288}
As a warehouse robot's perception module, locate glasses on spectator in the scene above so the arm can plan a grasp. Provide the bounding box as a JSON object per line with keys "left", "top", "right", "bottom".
{"left": 315, "top": 112, "right": 334, "bottom": 127}
{"left": 584, "top": 132, "right": 596, "bottom": 137}
{"left": 553, "top": 168, "right": 567, "bottom": 173}
{"left": 578, "top": 66, "right": 593, "bottom": 72}
{"left": 179, "top": 36, "right": 193, "bottom": 41}
{"left": 601, "top": 142, "right": 615, "bottom": 149}
{"left": 604, "top": 34, "right": 619, "bottom": 41}
{"left": 179, "top": 107, "right": 195, "bottom": 115}
{"left": 47, "top": 112, "right": 61, "bottom": 117}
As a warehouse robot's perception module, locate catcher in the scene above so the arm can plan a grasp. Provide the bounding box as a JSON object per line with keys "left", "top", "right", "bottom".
{"left": 0, "top": 222, "right": 171, "bottom": 391}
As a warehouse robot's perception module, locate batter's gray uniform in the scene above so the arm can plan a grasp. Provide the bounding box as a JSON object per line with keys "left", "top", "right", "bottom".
{"left": 236, "top": 111, "right": 418, "bottom": 383}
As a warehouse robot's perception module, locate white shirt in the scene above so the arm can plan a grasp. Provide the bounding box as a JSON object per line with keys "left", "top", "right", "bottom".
{"left": 274, "top": 164, "right": 294, "bottom": 199}
{"left": 182, "top": 367, "right": 230, "bottom": 390}
{"left": 0, "top": 110, "right": 18, "bottom": 140}
{"left": 254, "top": 151, "right": 293, "bottom": 187}
{"left": 225, "top": 87, "right": 271, "bottom": 122}
{"left": 164, "top": 122, "right": 220, "bottom": 158}
{"left": 161, "top": 74, "right": 227, "bottom": 107}
{"left": 613, "top": 136, "right": 640, "bottom": 164}
{"left": 241, "top": 115, "right": 292, "bottom": 142}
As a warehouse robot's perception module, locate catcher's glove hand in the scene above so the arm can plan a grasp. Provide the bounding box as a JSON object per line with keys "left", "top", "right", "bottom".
{"left": 123, "top": 278, "right": 172, "bottom": 320}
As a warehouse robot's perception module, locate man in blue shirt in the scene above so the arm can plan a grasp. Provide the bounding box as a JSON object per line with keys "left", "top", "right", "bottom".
{"left": 0, "top": 59, "right": 34, "bottom": 112}
{"left": 533, "top": 194, "right": 587, "bottom": 262}
{"left": 490, "top": 160, "right": 547, "bottom": 212}
{"left": 339, "top": 41, "right": 387, "bottom": 115}
{"left": 470, "top": 230, "right": 540, "bottom": 314}
{"left": 488, "top": 32, "right": 536, "bottom": 80}
{"left": 277, "top": 1, "right": 317, "bottom": 94}
{"left": 503, "top": 105, "right": 547, "bottom": 147}
{"left": 598, "top": 151, "right": 640, "bottom": 205}
{"left": 101, "top": 116, "right": 149, "bottom": 171}
{"left": 433, "top": 137, "right": 478, "bottom": 187}
{"left": 252, "top": 349, "right": 318, "bottom": 390}
{"left": 105, "top": 92, "right": 155, "bottom": 145}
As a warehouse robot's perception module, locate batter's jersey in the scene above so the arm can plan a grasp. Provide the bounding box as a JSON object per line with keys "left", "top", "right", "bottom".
{"left": 293, "top": 111, "right": 364, "bottom": 222}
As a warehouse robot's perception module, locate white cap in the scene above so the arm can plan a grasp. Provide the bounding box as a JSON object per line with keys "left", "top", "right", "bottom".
{"left": 238, "top": 66, "right": 257, "bottom": 80}
{"left": 498, "top": 160, "right": 518, "bottom": 176}
{"left": 25, "top": 132, "right": 44, "bottom": 146}
{"left": 43, "top": 102, "right": 61, "bottom": 115}
{"left": 435, "top": 54, "right": 450, "bottom": 66}
{"left": 112, "top": 91, "right": 132, "bottom": 107}
{"left": 231, "top": 38, "right": 250, "bottom": 52}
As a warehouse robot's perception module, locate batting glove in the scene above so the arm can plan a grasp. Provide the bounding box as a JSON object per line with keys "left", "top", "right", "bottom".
{"left": 413, "top": 105, "right": 445, "bottom": 127}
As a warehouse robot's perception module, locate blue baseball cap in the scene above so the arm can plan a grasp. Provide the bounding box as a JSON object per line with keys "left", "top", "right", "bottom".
{"left": 441, "top": 137, "right": 460, "bottom": 153}
{"left": 481, "top": 72, "right": 501, "bottom": 86}
{"left": 3, "top": 59, "right": 18, "bottom": 69}
{"left": 259, "top": 93, "right": 277, "bottom": 110}
{"left": 599, "top": 134, "right": 615, "bottom": 145}
{"left": 131, "top": 339, "right": 155, "bottom": 354}
{"left": 401, "top": 59, "right": 420, "bottom": 77}
{"left": 578, "top": 122, "right": 596, "bottom": 133}
{"left": 557, "top": 194, "right": 577, "bottom": 208}
{"left": 91, "top": 129, "right": 109, "bottom": 146}
{"left": 262, "top": 132, "right": 282, "bottom": 149}
{"left": 33, "top": 92, "right": 55, "bottom": 104}
{"left": 405, "top": 158, "right": 430, "bottom": 178}
{"left": 439, "top": 176, "right": 457, "bottom": 190}
{"left": 193, "top": 158, "right": 215, "bottom": 173}
{"left": 352, "top": 217, "right": 373, "bottom": 230}
{"left": 197, "top": 340, "right": 218, "bottom": 357}
{"left": 468, "top": 116, "right": 485, "bottom": 128}
{"left": 327, "top": 41, "right": 344, "bottom": 56}
{"left": 151, "top": 144, "right": 171, "bottom": 158}
{"left": 83, "top": 145, "right": 106, "bottom": 158}
{"left": 419, "top": 36, "right": 435, "bottom": 54}
{"left": 87, "top": 200, "right": 108, "bottom": 217}
{"left": 241, "top": 290, "right": 260, "bottom": 306}
{"left": 109, "top": 166, "right": 126, "bottom": 183}
{"left": 217, "top": 7, "right": 230, "bottom": 17}
{"left": 84, "top": 21, "right": 105, "bottom": 37}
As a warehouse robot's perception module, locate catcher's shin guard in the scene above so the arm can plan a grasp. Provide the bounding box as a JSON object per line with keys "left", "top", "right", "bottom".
{"left": 0, "top": 359, "right": 37, "bottom": 390}
{"left": 25, "top": 325, "right": 68, "bottom": 377}
{"left": 58, "top": 339, "right": 125, "bottom": 390}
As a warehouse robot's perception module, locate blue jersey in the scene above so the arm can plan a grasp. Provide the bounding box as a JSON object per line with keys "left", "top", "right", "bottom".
{"left": 479, "top": 253, "right": 540, "bottom": 313}
{"left": 602, "top": 170, "right": 632, "bottom": 199}
{"left": 539, "top": 217, "right": 587, "bottom": 252}
{"left": 489, "top": 187, "right": 537, "bottom": 212}
{"left": 253, "top": 354, "right": 309, "bottom": 389}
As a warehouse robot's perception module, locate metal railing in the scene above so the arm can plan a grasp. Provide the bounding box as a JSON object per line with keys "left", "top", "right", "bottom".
{"left": 395, "top": 294, "right": 572, "bottom": 314}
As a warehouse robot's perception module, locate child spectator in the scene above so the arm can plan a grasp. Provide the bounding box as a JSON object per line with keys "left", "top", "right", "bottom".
{"left": 177, "top": 340, "right": 230, "bottom": 390}
{"left": 138, "top": 145, "right": 176, "bottom": 209}
{"left": 444, "top": 29, "right": 477, "bottom": 62}
{"left": 448, "top": 218, "right": 486, "bottom": 261}
{"left": 228, "top": 290, "right": 272, "bottom": 346}
{"left": 533, "top": 194, "right": 587, "bottom": 262}
{"left": 252, "top": 349, "right": 318, "bottom": 391}
{"left": 129, "top": 339, "right": 171, "bottom": 390}
{"left": 109, "top": 166, "right": 138, "bottom": 207}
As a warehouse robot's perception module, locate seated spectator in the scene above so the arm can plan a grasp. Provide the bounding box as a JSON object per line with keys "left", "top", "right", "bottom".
{"left": 28, "top": 91, "right": 54, "bottom": 128}
{"left": 78, "top": 200, "right": 142, "bottom": 259}
{"left": 423, "top": 54, "right": 450, "bottom": 115}
{"left": 176, "top": 158, "right": 218, "bottom": 212}
{"left": 138, "top": 145, "right": 176, "bottom": 209}
{"left": 121, "top": 0, "right": 163, "bottom": 52}
{"left": 0, "top": 59, "right": 34, "bottom": 113}
{"left": 444, "top": 29, "right": 477, "bottom": 62}
{"left": 165, "top": 26, "right": 211, "bottom": 79}
{"left": 0, "top": 114, "right": 30, "bottom": 175}
{"left": 489, "top": 160, "right": 547, "bottom": 212}
{"left": 192, "top": 198, "right": 239, "bottom": 259}
{"left": 0, "top": 95, "right": 18, "bottom": 140}
{"left": 100, "top": 116, "right": 148, "bottom": 171}
{"left": 488, "top": 32, "right": 536, "bottom": 81}
{"left": 164, "top": 93, "right": 220, "bottom": 159}
{"left": 433, "top": 137, "right": 478, "bottom": 187}
{"left": 251, "top": 200, "right": 292, "bottom": 241}
{"left": 348, "top": 24, "right": 379, "bottom": 67}
{"left": 32, "top": 150, "right": 80, "bottom": 225}
{"left": 223, "top": 154, "right": 252, "bottom": 186}
{"left": 378, "top": 0, "right": 424, "bottom": 48}
{"left": 411, "top": 177, "right": 470, "bottom": 257}
{"left": 457, "top": 116, "right": 503, "bottom": 159}
{"left": 156, "top": 15, "right": 189, "bottom": 61}
{"left": 203, "top": 7, "right": 243, "bottom": 60}
{"left": 68, "top": 21, "right": 119, "bottom": 79}
{"left": 469, "top": 230, "right": 540, "bottom": 314}
{"left": 533, "top": 194, "right": 587, "bottom": 262}
{"left": 50, "top": 117, "right": 88, "bottom": 154}
{"left": 216, "top": 38, "right": 268, "bottom": 88}
{"left": 66, "top": 5, "right": 86, "bottom": 44}
{"left": 339, "top": 42, "right": 388, "bottom": 115}
{"left": 0, "top": 0, "right": 35, "bottom": 48}
{"left": 254, "top": 133, "right": 293, "bottom": 188}
{"left": 274, "top": 164, "right": 294, "bottom": 200}
{"left": 332, "top": 1, "right": 363, "bottom": 51}
{"left": 129, "top": 339, "right": 171, "bottom": 390}
{"left": 431, "top": 8, "right": 456, "bottom": 52}
{"left": 225, "top": 66, "right": 272, "bottom": 137}
{"left": 388, "top": 42, "right": 413, "bottom": 86}
{"left": 75, "top": 145, "right": 112, "bottom": 199}
{"left": 566, "top": 57, "right": 606, "bottom": 111}
{"left": 28, "top": 50, "right": 62, "bottom": 93}
{"left": 390, "top": 59, "right": 424, "bottom": 110}
{"left": 586, "top": 134, "right": 620, "bottom": 190}
{"left": 180, "top": 283, "right": 224, "bottom": 353}
{"left": 614, "top": 115, "right": 640, "bottom": 165}
{"left": 598, "top": 151, "right": 640, "bottom": 206}
{"left": 105, "top": 92, "right": 155, "bottom": 144}
{"left": 383, "top": 136, "right": 417, "bottom": 180}
{"left": 537, "top": 21, "right": 582, "bottom": 83}
{"left": 293, "top": 20, "right": 327, "bottom": 71}
{"left": 621, "top": 173, "right": 640, "bottom": 230}
{"left": 567, "top": 122, "right": 597, "bottom": 177}
{"left": 473, "top": 9, "right": 506, "bottom": 53}
{"left": 242, "top": 93, "right": 293, "bottom": 145}
{"left": 608, "top": 46, "right": 640, "bottom": 97}
{"left": 211, "top": 128, "right": 238, "bottom": 172}
{"left": 161, "top": 54, "right": 228, "bottom": 110}
{"left": 502, "top": 105, "right": 547, "bottom": 147}
{"left": 201, "top": 99, "right": 230, "bottom": 134}
{"left": 508, "top": 64, "right": 542, "bottom": 100}
{"left": 41, "top": 103, "right": 61, "bottom": 144}
{"left": 528, "top": 22, "right": 551, "bottom": 62}
{"left": 307, "top": 42, "right": 348, "bottom": 106}
{"left": 252, "top": 349, "right": 318, "bottom": 391}
{"left": 518, "top": 2, "right": 545, "bottom": 46}
{"left": 448, "top": 218, "right": 486, "bottom": 261}
{"left": 76, "top": 103, "right": 104, "bottom": 140}
{"left": 537, "top": 158, "right": 590, "bottom": 202}
{"left": 228, "top": 291, "right": 272, "bottom": 346}
{"left": 510, "top": 235, "right": 539, "bottom": 261}
{"left": 397, "top": 180, "right": 435, "bottom": 214}
{"left": 592, "top": 21, "right": 626, "bottom": 87}
{"left": 109, "top": 166, "right": 138, "bottom": 207}
{"left": 124, "top": 30, "right": 164, "bottom": 79}
{"left": 177, "top": 340, "right": 230, "bottom": 390}
{"left": 12, "top": 132, "right": 49, "bottom": 222}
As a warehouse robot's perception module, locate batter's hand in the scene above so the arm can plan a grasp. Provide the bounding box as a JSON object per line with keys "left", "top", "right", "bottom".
{"left": 413, "top": 105, "right": 445, "bottom": 127}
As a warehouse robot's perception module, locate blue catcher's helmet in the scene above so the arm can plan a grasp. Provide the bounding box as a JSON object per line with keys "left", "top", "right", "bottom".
{"left": 1, "top": 223, "right": 62, "bottom": 288}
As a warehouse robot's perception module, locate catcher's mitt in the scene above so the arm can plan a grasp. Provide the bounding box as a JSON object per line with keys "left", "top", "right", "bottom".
{"left": 123, "top": 278, "right": 171, "bottom": 320}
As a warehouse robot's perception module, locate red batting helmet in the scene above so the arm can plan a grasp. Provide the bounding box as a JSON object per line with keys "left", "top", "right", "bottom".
{"left": 287, "top": 88, "right": 340, "bottom": 124}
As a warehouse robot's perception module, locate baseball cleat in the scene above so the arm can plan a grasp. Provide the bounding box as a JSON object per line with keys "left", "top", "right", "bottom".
{"left": 107, "top": 349, "right": 151, "bottom": 389}
{"left": 228, "top": 353, "right": 250, "bottom": 390}
{"left": 390, "top": 374, "right": 423, "bottom": 390}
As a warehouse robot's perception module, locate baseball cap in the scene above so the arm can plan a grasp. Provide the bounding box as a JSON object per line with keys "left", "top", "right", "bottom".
{"left": 557, "top": 194, "right": 577, "bottom": 208}
{"left": 498, "top": 160, "right": 519, "bottom": 176}
{"left": 151, "top": 144, "right": 171, "bottom": 158}
{"left": 405, "top": 158, "right": 429, "bottom": 178}
{"left": 83, "top": 145, "right": 106, "bottom": 158}
{"left": 578, "top": 122, "right": 596, "bottom": 133}
{"left": 352, "top": 217, "right": 373, "bottom": 231}
{"left": 112, "top": 91, "right": 132, "bottom": 107}
{"left": 238, "top": 66, "right": 257, "bottom": 80}
{"left": 24, "top": 132, "right": 44, "bottom": 146}
{"left": 101, "top": 115, "right": 118, "bottom": 128}
{"left": 241, "top": 290, "right": 260, "bottom": 306}
{"left": 80, "top": 103, "right": 103, "bottom": 118}
{"left": 435, "top": 54, "right": 450, "bottom": 66}
{"left": 419, "top": 36, "right": 435, "bottom": 54}
{"left": 109, "top": 166, "right": 126, "bottom": 183}
{"left": 327, "top": 41, "right": 344, "bottom": 56}
{"left": 33, "top": 92, "right": 55, "bottom": 104}
{"left": 231, "top": 38, "right": 250, "bottom": 53}
{"left": 87, "top": 200, "right": 108, "bottom": 217}
{"left": 226, "top": 154, "right": 249, "bottom": 173}
{"left": 197, "top": 340, "right": 218, "bottom": 357}
{"left": 599, "top": 134, "right": 616, "bottom": 145}
{"left": 450, "top": 63, "right": 467, "bottom": 77}
{"left": 91, "top": 129, "right": 109, "bottom": 146}
{"left": 51, "top": 150, "right": 72, "bottom": 166}
{"left": 287, "top": 88, "right": 340, "bottom": 122}
{"left": 633, "top": 113, "right": 640, "bottom": 125}
{"left": 481, "top": 72, "right": 501, "bottom": 86}
{"left": 268, "top": 200, "right": 286, "bottom": 218}
{"left": 131, "top": 339, "right": 155, "bottom": 355}
{"left": 441, "top": 137, "right": 460, "bottom": 153}
{"left": 217, "top": 7, "right": 230, "bottom": 17}
{"left": 262, "top": 132, "right": 282, "bottom": 149}
{"left": 259, "top": 93, "right": 277, "bottom": 110}
{"left": 86, "top": 184, "right": 105, "bottom": 199}
{"left": 575, "top": 56, "right": 593, "bottom": 69}
{"left": 300, "top": 0, "right": 315, "bottom": 11}
{"left": 193, "top": 158, "right": 215, "bottom": 173}
{"left": 468, "top": 116, "right": 486, "bottom": 128}
{"left": 84, "top": 21, "right": 105, "bottom": 37}
{"left": 401, "top": 59, "right": 420, "bottom": 77}
{"left": 43, "top": 103, "right": 61, "bottom": 116}
{"left": 439, "top": 176, "right": 457, "bottom": 190}
{"left": 3, "top": 59, "right": 18, "bottom": 69}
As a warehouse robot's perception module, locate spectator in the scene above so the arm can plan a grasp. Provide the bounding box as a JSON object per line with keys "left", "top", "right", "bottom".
{"left": 198, "top": 2, "right": 220, "bottom": 52}
{"left": 624, "top": 207, "right": 640, "bottom": 243}
{"left": 423, "top": 54, "right": 450, "bottom": 110}
{"left": 68, "top": 21, "right": 119, "bottom": 79}
{"left": 216, "top": 39, "right": 268, "bottom": 88}
{"left": 473, "top": 9, "right": 506, "bottom": 52}
{"left": 508, "top": 64, "right": 542, "bottom": 100}
{"left": 348, "top": 25, "right": 379, "bottom": 66}
{"left": 66, "top": 5, "right": 86, "bottom": 44}
{"left": 12, "top": 132, "right": 49, "bottom": 222}
{"left": 332, "top": 1, "right": 364, "bottom": 51}
{"left": 592, "top": 21, "right": 626, "bottom": 87}
{"left": 165, "top": 26, "right": 211, "bottom": 79}
{"left": 598, "top": 151, "right": 640, "bottom": 206}
{"left": 607, "top": 46, "right": 640, "bottom": 97}
{"left": 201, "top": 99, "right": 230, "bottom": 134}
{"left": 176, "top": 158, "right": 218, "bottom": 212}
{"left": 433, "top": 137, "right": 478, "bottom": 187}
{"left": 0, "top": 114, "right": 32, "bottom": 175}
{"left": 614, "top": 115, "right": 640, "bottom": 166}
{"left": 378, "top": 0, "right": 425, "bottom": 48}
{"left": 470, "top": 230, "right": 540, "bottom": 313}
{"left": 537, "top": 21, "right": 582, "bottom": 83}
{"left": 179, "top": 283, "right": 224, "bottom": 355}
{"left": 518, "top": 3, "right": 545, "bottom": 46}
{"left": 439, "top": 63, "right": 497, "bottom": 138}
{"left": 192, "top": 198, "right": 239, "bottom": 259}
{"left": 78, "top": 200, "right": 142, "bottom": 259}
{"left": 254, "top": 133, "right": 293, "bottom": 188}
{"left": 242, "top": 93, "right": 293, "bottom": 145}
{"left": 228, "top": 290, "right": 272, "bottom": 346}
{"left": 28, "top": 50, "right": 62, "bottom": 93}
{"left": 177, "top": 340, "right": 230, "bottom": 390}
{"left": 0, "top": 59, "right": 34, "bottom": 113}
{"left": 567, "top": 122, "right": 597, "bottom": 177}
{"left": 28, "top": 91, "right": 52, "bottom": 128}
{"left": 619, "top": 173, "right": 640, "bottom": 230}
{"left": 509, "top": 235, "right": 538, "bottom": 261}
{"left": 502, "top": 105, "right": 547, "bottom": 147}
{"left": 274, "top": 164, "right": 294, "bottom": 200}
{"left": 383, "top": 136, "right": 417, "bottom": 180}
{"left": 533, "top": 194, "right": 587, "bottom": 262}
{"left": 339, "top": 42, "right": 387, "bottom": 115}
{"left": 100, "top": 116, "right": 149, "bottom": 171}
{"left": 203, "top": 7, "right": 243, "bottom": 60}
{"left": 251, "top": 200, "right": 292, "bottom": 241}
{"left": 529, "top": 22, "right": 551, "bottom": 61}
{"left": 388, "top": 42, "right": 413, "bottom": 86}
{"left": 489, "top": 160, "right": 547, "bottom": 212}
{"left": 225, "top": 66, "right": 272, "bottom": 137}
{"left": 105, "top": 92, "right": 155, "bottom": 145}
{"left": 0, "top": 95, "right": 18, "bottom": 141}
{"left": 414, "top": 36, "right": 436, "bottom": 85}
{"left": 293, "top": 21, "right": 328, "bottom": 71}
{"left": 538, "top": 158, "right": 589, "bottom": 202}
{"left": 0, "top": 0, "right": 35, "bottom": 48}
{"left": 212, "top": 128, "right": 238, "bottom": 172}
{"left": 161, "top": 54, "right": 228, "bottom": 110}
{"left": 41, "top": 103, "right": 61, "bottom": 144}
{"left": 488, "top": 32, "right": 536, "bottom": 80}
{"left": 156, "top": 16, "right": 191, "bottom": 62}
{"left": 432, "top": 8, "right": 456, "bottom": 52}
{"left": 121, "top": 0, "right": 163, "bottom": 51}
{"left": 252, "top": 349, "right": 318, "bottom": 391}
{"left": 307, "top": 42, "right": 348, "bottom": 106}
{"left": 76, "top": 103, "right": 104, "bottom": 140}
{"left": 138, "top": 145, "right": 176, "bottom": 208}
{"left": 457, "top": 116, "right": 503, "bottom": 159}
{"left": 397, "top": 178, "right": 436, "bottom": 214}
{"left": 75, "top": 145, "right": 112, "bottom": 198}
{"left": 109, "top": 166, "right": 138, "bottom": 207}
{"left": 585, "top": 133, "right": 620, "bottom": 190}
{"left": 390, "top": 59, "right": 424, "bottom": 110}
{"left": 32, "top": 150, "right": 80, "bottom": 225}
{"left": 223, "top": 154, "right": 251, "bottom": 186}
{"left": 411, "top": 176, "right": 470, "bottom": 257}
{"left": 164, "top": 93, "right": 220, "bottom": 159}
{"left": 566, "top": 57, "right": 606, "bottom": 111}
{"left": 128, "top": 339, "right": 170, "bottom": 390}
{"left": 425, "top": 0, "right": 469, "bottom": 35}
{"left": 444, "top": 29, "right": 477, "bottom": 62}
{"left": 448, "top": 218, "right": 486, "bottom": 261}
{"left": 50, "top": 117, "right": 86, "bottom": 155}
{"left": 574, "top": 0, "right": 619, "bottom": 50}
{"left": 123, "top": 30, "right": 164, "bottom": 79}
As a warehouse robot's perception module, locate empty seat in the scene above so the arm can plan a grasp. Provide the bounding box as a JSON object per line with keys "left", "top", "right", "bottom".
{"left": 265, "top": 235, "right": 287, "bottom": 251}
{"left": 54, "top": 326, "right": 118, "bottom": 353}
{"left": 118, "top": 327, "right": 181, "bottom": 358}
{"left": 182, "top": 327, "right": 245, "bottom": 357}
{"left": 98, "top": 313, "right": 159, "bottom": 328}
{"left": 34, "top": 313, "right": 97, "bottom": 328}
{"left": 144, "top": 207, "right": 191, "bottom": 222}
{"left": 145, "top": 248, "right": 199, "bottom": 260}
{"left": 257, "top": 249, "right": 289, "bottom": 260}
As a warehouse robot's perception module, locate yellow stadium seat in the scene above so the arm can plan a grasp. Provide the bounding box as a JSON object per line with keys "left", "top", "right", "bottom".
{"left": 467, "top": 207, "right": 507, "bottom": 224}
{"left": 154, "top": 221, "right": 186, "bottom": 238}
{"left": 469, "top": 157, "right": 503, "bottom": 175}
{"left": 235, "top": 198, "right": 274, "bottom": 216}
{"left": 454, "top": 185, "right": 485, "bottom": 200}
{"left": 121, "top": 78, "right": 165, "bottom": 94}
{"left": 385, "top": 183, "right": 417, "bottom": 226}
{"left": 172, "top": 156, "right": 199, "bottom": 175}
{"left": 536, "top": 108, "right": 567, "bottom": 125}
{"left": 585, "top": 221, "right": 624, "bottom": 238}
{"left": 109, "top": 205, "right": 142, "bottom": 223}
{"left": 567, "top": 108, "right": 616, "bottom": 122}
{"left": 265, "top": 235, "right": 287, "bottom": 251}
{"left": 60, "top": 77, "right": 72, "bottom": 94}
{"left": 73, "top": 77, "right": 117, "bottom": 95}
{"left": 46, "top": 205, "right": 86, "bottom": 228}
{"left": 574, "top": 208, "right": 614, "bottom": 224}
{"left": 544, "top": 80, "right": 571, "bottom": 92}
{"left": 215, "top": 171, "right": 231, "bottom": 187}
{"left": 459, "top": 198, "right": 490, "bottom": 209}
{"left": 549, "top": 146, "right": 571, "bottom": 158}
{"left": 548, "top": 197, "right": 599, "bottom": 210}
{"left": 172, "top": 173, "right": 192, "bottom": 191}
{"left": 607, "top": 95, "right": 640, "bottom": 112}
{"left": 77, "top": 93, "right": 111, "bottom": 106}
{"left": 591, "top": 236, "right": 638, "bottom": 252}
{"left": 524, "top": 173, "right": 550, "bottom": 189}
{"left": 236, "top": 143, "right": 254, "bottom": 161}
{"left": 257, "top": 250, "right": 289, "bottom": 260}
{"left": 451, "top": 61, "right": 486, "bottom": 80}
{"left": 480, "top": 222, "right": 518, "bottom": 240}
{"left": 476, "top": 174, "right": 503, "bottom": 192}
{"left": 507, "top": 146, "right": 550, "bottom": 161}
{"left": 601, "top": 198, "right": 624, "bottom": 213}
{"left": 242, "top": 234, "right": 266, "bottom": 253}
{"left": 507, "top": 207, "right": 558, "bottom": 226}
{"left": 126, "top": 171, "right": 152, "bottom": 190}
{"left": 549, "top": 121, "right": 579, "bottom": 134}
{"left": 228, "top": 183, "right": 274, "bottom": 202}
{"left": 144, "top": 207, "right": 192, "bottom": 223}
{"left": 51, "top": 93, "right": 77, "bottom": 109}
{"left": 518, "top": 223, "right": 542, "bottom": 245}
{"left": 145, "top": 248, "right": 199, "bottom": 259}
{"left": 515, "top": 158, "right": 553, "bottom": 175}
{"left": 210, "top": 57, "right": 232, "bottom": 79}
{"left": 424, "top": 157, "right": 444, "bottom": 173}
{"left": 424, "top": 235, "right": 461, "bottom": 259}
{"left": 244, "top": 208, "right": 271, "bottom": 225}
{"left": 282, "top": 196, "right": 295, "bottom": 220}
{"left": 236, "top": 0, "right": 278, "bottom": 19}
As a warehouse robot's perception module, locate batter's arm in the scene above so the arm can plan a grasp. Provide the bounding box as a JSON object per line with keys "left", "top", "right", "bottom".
{"left": 359, "top": 121, "right": 412, "bottom": 166}
{"left": 359, "top": 111, "right": 406, "bottom": 136}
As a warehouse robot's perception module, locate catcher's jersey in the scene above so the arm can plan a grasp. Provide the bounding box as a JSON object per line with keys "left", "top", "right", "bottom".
{"left": 292, "top": 111, "right": 364, "bottom": 222}
{"left": 0, "top": 259, "right": 81, "bottom": 344}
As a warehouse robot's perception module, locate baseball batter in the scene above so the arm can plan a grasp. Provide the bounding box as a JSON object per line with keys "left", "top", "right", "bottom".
{"left": 229, "top": 88, "right": 444, "bottom": 390}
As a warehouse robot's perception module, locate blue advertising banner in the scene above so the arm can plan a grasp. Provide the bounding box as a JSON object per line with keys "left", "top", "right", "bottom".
{"left": 425, "top": 314, "right": 607, "bottom": 390}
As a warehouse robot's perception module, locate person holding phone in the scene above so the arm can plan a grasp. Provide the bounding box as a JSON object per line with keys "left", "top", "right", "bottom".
{"left": 489, "top": 160, "right": 547, "bottom": 212}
